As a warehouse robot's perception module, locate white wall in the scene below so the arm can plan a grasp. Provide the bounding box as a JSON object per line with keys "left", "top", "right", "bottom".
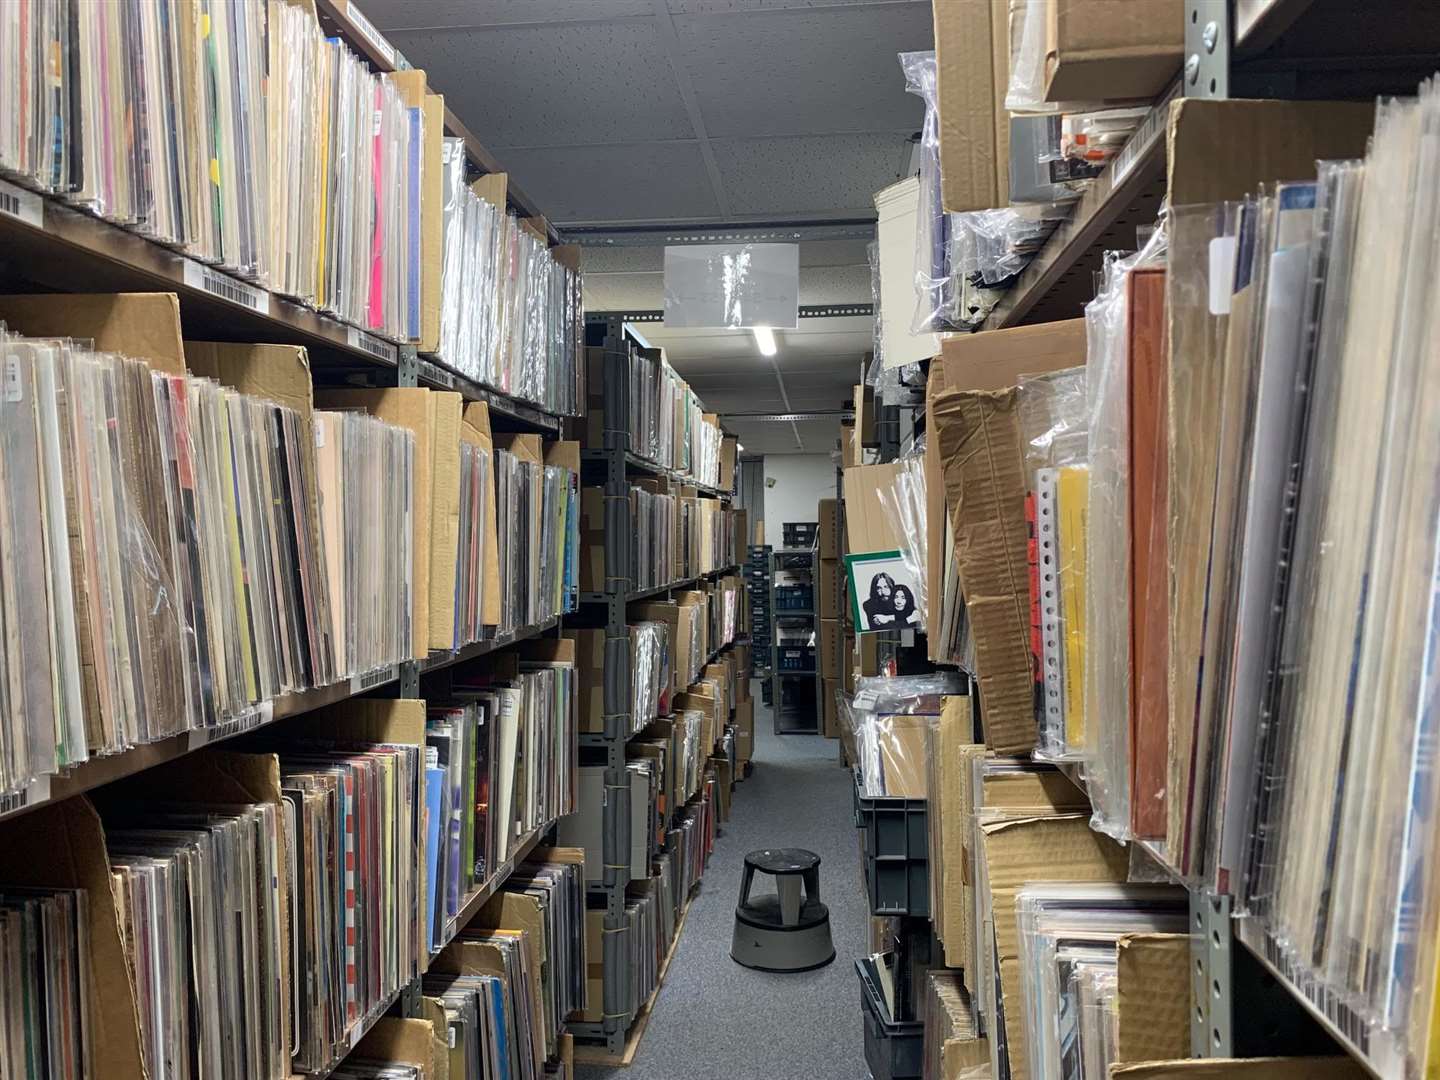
{"left": 762, "top": 454, "right": 837, "bottom": 548}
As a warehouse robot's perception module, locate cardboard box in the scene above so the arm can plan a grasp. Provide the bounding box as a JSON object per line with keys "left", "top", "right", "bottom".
{"left": 930, "top": 385, "right": 1032, "bottom": 753}
{"left": 565, "top": 629, "right": 606, "bottom": 733}
{"left": 733, "top": 698, "right": 755, "bottom": 768}
{"left": 818, "top": 498, "right": 841, "bottom": 559}
{"left": 854, "top": 627, "right": 880, "bottom": 677}
{"left": 0, "top": 292, "right": 187, "bottom": 372}
{"left": 931, "top": 698, "right": 978, "bottom": 969}
{"left": 1043, "top": 0, "right": 1182, "bottom": 104}
{"left": 935, "top": 319, "right": 1086, "bottom": 393}
{"left": 981, "top": 815, "right": 1128, "bottom": 1080}
{"left": 819, "top": 619, "right": 842, "bottom": 681}
{"left": 1115, "top": 934, "right": 1191, "bottom": 1064}
{"left": 719, "top": 436, "right": 738, "bottom": 491}
{"left": 822, "top": 678, "right": 842, "bottom": 738}
{"left": 933, "top": 0, "right": 1010, "bottom": 213}
{"left": 843, "top": 462, "right": 904, "bottom": 556}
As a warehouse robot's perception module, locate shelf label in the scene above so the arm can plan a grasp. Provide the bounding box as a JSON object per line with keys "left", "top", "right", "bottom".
{"left": 182, "top": 258, "right": 270, "bottom": 314}
{"left": 4, "top": 353, "right": 22, "bottom": 403}
{"left": 0, "top": 178, "right": 42, "bottom": 228}
{"left": 0, "top": 774, "right": 51, "bottom": 817}
{"left": 346, "top": 2, "right": 396, "bottom": 66}
{"left": 189, "top": 701, "right": 274, "bottom": 748}
{"left": 351, "top": 664, "right": 398, "bottom": 695}
{"left": 420, "top": 360, "right": 456, "bottom": 389}
{"left": 346, "top": 324, "right": 398, "bottom": 363}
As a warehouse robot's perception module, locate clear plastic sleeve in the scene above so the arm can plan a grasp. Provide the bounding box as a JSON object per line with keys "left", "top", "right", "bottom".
{"left": 1080, "top": 219, "right": 1168, "bottom": 842}
{"left": 876, "top": 439, "right": 930, "bottom": 627}
{"left": 844, "top": 672, "right": 966, "bottom": 797}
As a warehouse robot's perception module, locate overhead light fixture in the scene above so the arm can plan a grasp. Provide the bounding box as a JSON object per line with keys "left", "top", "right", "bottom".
{"left": 737, "top": 443, "right": 745, "bottom": 452}
{"left": 752, "top": 325, "right": 777, "bottom": 357}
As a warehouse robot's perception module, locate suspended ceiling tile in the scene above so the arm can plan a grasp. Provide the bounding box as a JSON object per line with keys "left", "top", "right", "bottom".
{"left": 672, "top": 5, "right": 931, "bottom": 139}
{"left": 668, "top": 0, "right": 918, "bottom": 11}
{"left": 801, "top": 264, "right": 875, "bottom": 305}
{"left": 493, "top": 143, "right": 722, "bottom": 223}
{"left": 363, "top": 0, "right": 654, "bottom": 29}
{"left": 388, "top": 23, "right": 692, "bottom": 147}
{"left": 713, "top": 133, "right": 912, "bottom": 217}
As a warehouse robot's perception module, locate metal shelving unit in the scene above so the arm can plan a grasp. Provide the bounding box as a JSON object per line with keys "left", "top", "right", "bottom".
{"left": 770, "top": 549, "right": 823, "bottom": 734}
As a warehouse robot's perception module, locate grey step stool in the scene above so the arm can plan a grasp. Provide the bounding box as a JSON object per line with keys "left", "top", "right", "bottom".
{"left": 730, "top": 848, "right": 836, "bottom": 972}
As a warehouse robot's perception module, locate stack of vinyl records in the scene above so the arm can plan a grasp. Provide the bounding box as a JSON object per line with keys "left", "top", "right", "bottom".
{"left": 0, "top": 331, "right": 371, "bottom": 799}
{"left": 493, "top": 450, "right": 578, "bottom": 633}
{"left": 0, "top": 886, "right": 93, "bottom": 1078}
{"left": 106, "top": 799, "right": 290, "bottom": 1080}
{"left": 267, "top": 0, "right": 326, "bottom": 304}
{"left": 437, "top": 137, "right": 584, "bottom": 414}
{"left": 1015, "top": 885, "right": 1187, "bottom": 1080}
{"left": 630, "top": 485, "right": 677, "bottom": 591}
{"left": 665, "top": 783, "right": 715, "bottom": 900}
{"left": 271, "top": 740, "right": 422, "bottom": 1070}
{"left": 427, "top": 925, "right": 544, "bottom": 1080}
{"left": 632, "top": 622, "right": 671, "bottom": 730}
{"left": 496, "top": 855, "right": 587, "bottom": 1058}
{"left": 314, "top": 410, "right": 417, "bottom": 679}
{"left": 453, "top": 441, "right": 495, "bottom": 649}
{"left": 622, "top": 886, "right": 662, "bottom": 1022}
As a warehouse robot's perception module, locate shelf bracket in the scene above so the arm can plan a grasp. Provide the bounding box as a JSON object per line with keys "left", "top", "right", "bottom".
{"left": 1185, "top": 1, "right": 1232, "bottom": 99}
{"left": 1192, "top": 890, "right": 1234, "bottom": 1057}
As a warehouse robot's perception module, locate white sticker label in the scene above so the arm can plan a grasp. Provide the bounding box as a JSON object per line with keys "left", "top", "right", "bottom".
{"left": 852, "top": 688, "right": 879, "bottom": 711}
{"left": 347, "top": 3, "right": 396, "bottom": 66}
{"left": 350, "top": 664, "right": 398, "bottom": 695}
{"left": 346, "top": 324, "right": 398, "bottom": 363}
{"left": 0, "top": 178, "right": 43, "bottom": 228}
{"left": 421, "top": 361, "right": 456, "bottom": 389}
{"left": 4, "top": 353, "right": 21, "bottom": 403}
{"left": 314, "top": 416, "right": 326, "bottom": 449}
{"left": 189, "top": 701, "right": 274, "bottom": 748}
{"left": 1110, "top": 91, "right": 1170, "bottom": 187}
{"left": 182, "top": 259, "right": 269, "bottom": 313}
{"left": 1209, "top": 236, "right": 1238, "bottom": 315}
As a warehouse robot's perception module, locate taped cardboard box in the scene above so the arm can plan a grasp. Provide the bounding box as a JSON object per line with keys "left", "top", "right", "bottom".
{"left": 935, "top": 319, "right": 1085, "bottom": 393}
{"left": 930, "top": 386, "right": 1033, "bottom": 753}
{"left": 933, "top": 0, "right": 1010, "bottom": 213}
{"left": 1042, "top": 0, "right": 1182, "bottom": 104}
{"left": 980, "top": 814, "right": 1127, "bottom": 1080}
{"left": 1115, "top": 933, "right": 1190, "bottom": 1064}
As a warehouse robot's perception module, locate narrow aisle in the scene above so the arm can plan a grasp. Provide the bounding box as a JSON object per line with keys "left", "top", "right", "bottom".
{"left": 577, "top": 694, "right": 869, "bottom": 1080}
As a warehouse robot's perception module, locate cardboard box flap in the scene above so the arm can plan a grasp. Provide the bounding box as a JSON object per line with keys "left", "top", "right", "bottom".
{"left": 1116, "top": 933, "right": 1190, "bottom": 1064}
{"left": 353, "top": 1017, "right": 441, "bottom": 1079}
{"left": 429, "top": 392, "right": 465, "bottom": 650}
{"left": 286, "top": 698, "right": 428, "bottom": 746}
{"left": 462, "top": 402, "right": 501, "bottom": 627}
{"left": 931, "top": 386, "right": 1034, "bottom": 753}
{"left": 843, "top": 462, "right": 903, "bottom": 554}
{"left": 496, "top": 431, "right": 543, "bottom": 465}
{"left": 544, "top": 439, "right": 580, "bottom": 472}
{"left": 184, "top": 341, "right": 314, "bottom": 415}
{"left": 472, "top": 172, "right": 508, "bottom": 208}
{"left": 933, "top": 0, "right": 1010, "bottom": 213}
{"left": 0, "top": 292, "right": 186, "bottom": 373}
{"left": 934, "top": 320, "right": 1086, "bottom": 394}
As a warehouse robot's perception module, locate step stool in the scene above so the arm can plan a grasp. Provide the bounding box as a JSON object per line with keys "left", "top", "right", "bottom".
{"left": 730, "top": 848, "right": 836, "bottom": 972}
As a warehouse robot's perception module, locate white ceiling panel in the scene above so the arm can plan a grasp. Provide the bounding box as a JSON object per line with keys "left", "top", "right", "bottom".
{"left": 498, "top": 143, "right": 722, "bottom": 223}
{"left": 726, "top": 416, "right": 843, "bottom": 454}
{"left": 363, "top": 0, "right": 655, "bottom": 30}
{"left": 713, "top": 133, "right": 912, "bottom": 217}
{"left": 673, "top": 5, "right": 930, "bottom": 139}
{"left": 389, "top": 23, "right": 694, "bottom": 147}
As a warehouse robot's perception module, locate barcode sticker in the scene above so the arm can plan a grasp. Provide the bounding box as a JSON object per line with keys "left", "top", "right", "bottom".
{"left": 0, "top": 774, "right": 51, "bottom": 817}
{"left": 314, "top": 416, "right": 326, "bottom": 448}
{"left": 183, "top": 258, "right": 269, "bottom": 313}
{"left": 346, "top": 2, "right": 396, "bottom": 65}
{"left": 4, "top": 353, "right": 22, "bottom": 403}
{"left": 350, "top": 664, "right": 398, "bottom": 694}
{"left": 0, "top": 178, "right": 43, "bottom": 228}
{"left": 421, "top": 360, "right": 456, "bottom": 389}
{"left": 1110, "top": 93, "right": 1171, "bottom": 186}
{"left": 346, "top": 325, "right": 397, "bottom": 363}
{"left": 189, "top": 701, "right": 274, "bottom": 748}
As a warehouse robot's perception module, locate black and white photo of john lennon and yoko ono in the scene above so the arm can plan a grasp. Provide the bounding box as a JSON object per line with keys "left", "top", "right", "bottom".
{"left": 852, "top": 555, "right": 919, "bottom": 632}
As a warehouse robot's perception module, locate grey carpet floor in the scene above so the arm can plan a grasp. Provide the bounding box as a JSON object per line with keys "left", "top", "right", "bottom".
{"left": 576, "top": 692, "right": 870, "bottom": 1080}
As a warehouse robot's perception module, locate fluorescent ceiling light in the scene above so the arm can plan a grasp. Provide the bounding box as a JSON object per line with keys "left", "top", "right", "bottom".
{"left": 737, "top": 443, "right": 745, "bottom": 452}
{"left": 752, "top": 325, "right": 777, "bottom": 356}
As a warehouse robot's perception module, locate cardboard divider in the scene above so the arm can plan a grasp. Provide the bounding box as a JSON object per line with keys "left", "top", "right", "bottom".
{"left": 461, "top": 401, "right": 502, "bottom": 627}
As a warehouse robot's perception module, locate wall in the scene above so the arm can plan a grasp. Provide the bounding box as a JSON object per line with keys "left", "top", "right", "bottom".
{"left": 762, "top": 454, "right": 837, "bottom": 548}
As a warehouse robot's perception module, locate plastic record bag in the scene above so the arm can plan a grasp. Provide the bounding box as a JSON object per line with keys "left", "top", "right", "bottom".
{"left": 842, "top": 673, "right": 966, "bottom": 798}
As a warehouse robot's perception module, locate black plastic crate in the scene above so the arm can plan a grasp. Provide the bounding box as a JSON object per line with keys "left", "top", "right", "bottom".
{"left": 777, "top": 645, "right": 816, "bottom": 672}
{"left": 774, "top": 585, "right": 813, "bottom": 610}
{"left": 783, "top": 522, "right": 819, "bottom": 547}
{"left": 853, "top": 771, "right": 929, "bottom": 917}
{"left": 857, "top": 957, "right": 924, "bottom": 1080}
